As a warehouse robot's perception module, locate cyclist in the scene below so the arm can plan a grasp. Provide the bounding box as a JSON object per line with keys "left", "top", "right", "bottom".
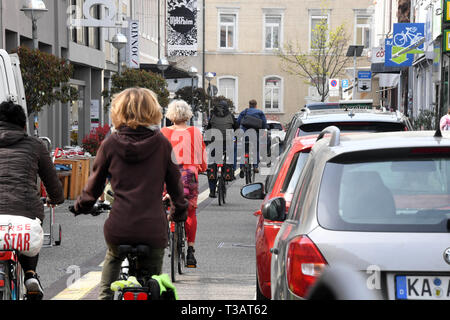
{"left": 205, "top": 99, "right": 238, "bottom": 198}
{"left": 161, "top": 100, "right": 207, "bottom": 268}
{"left": 236, "top": 99, "right": 267, "bottom": 176}
{"left": 69, "top": 88, "right": 188, "bottom": 300}
{"left": 0, "top": 101, "right": 64, "bottom": 299}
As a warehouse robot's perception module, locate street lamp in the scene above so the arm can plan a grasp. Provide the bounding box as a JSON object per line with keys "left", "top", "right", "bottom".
{"left": 21, "top": 0, "right": 48, "bottom": 50}
{"left": 205, "top": 72, "right": 216, "bottom": 116}
{"left": 157, "top": 58, "right": 170, "bottom": 127}
{"left": 111, "top": 32, "right": 128, "bottom": 75}
{"left": 157, "top": 57, "right": 170, "bottom": 78}
{"left": 346, "top": 45, "right": 364, "bottom": 99}
{"left": 188, "top": 66, "right": 198, "bottom": 125}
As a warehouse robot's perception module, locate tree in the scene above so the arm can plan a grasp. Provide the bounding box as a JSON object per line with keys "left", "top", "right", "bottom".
{"left": 102, "top": 68, "right": 170, "bottom": 110}
{"left": 16, "top": 46, "right": 78, "bottom": 115}
{"left": 174, "top": 86, "right": 208, "bottom": 114}
{"left": 278, "top": 18, "right": 351, "bottom": 102}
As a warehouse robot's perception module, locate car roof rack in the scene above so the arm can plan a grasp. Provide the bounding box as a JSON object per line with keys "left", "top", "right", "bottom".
{"left": 316, "top": 126, "right": 341, "bottom": 147}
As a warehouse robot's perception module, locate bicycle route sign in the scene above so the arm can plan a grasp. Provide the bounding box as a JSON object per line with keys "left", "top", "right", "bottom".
{"left": 385, "top": 23, "right": 425, "bottom": 67}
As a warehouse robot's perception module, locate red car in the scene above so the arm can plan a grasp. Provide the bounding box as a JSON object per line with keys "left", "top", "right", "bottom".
{"left": 241, "top": 136, "right": 316, "bottom": 300}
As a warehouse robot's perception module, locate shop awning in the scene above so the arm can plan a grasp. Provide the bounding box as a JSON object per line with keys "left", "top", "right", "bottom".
{"left": 140, "top": 63, "right": 193, "bottom": 79}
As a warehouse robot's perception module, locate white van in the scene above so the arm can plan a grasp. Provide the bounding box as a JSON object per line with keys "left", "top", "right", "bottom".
{"left": 0, "top": 49, "right": 29, "bottom": 134}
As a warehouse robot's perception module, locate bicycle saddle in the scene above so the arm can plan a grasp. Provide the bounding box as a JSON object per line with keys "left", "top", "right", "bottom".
{"left": 118, "top": 245, "right": 151, "bottom": 259}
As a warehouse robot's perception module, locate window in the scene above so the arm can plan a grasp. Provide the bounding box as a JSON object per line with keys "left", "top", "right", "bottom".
{"left": 219, "top": 13, "right": 237, "bottom": 49}
{"left": 264, "top": 15, "right": 281, "bottom": 50}
{"left": 355, "top": 15, "right": 372, "bottom": 48}
{"left": 310, "top": 15, "right": 328, "bottom": 50}
{"left": 218, "top": 77, "right": 238, "bottom": 110}
{"left": 264, "top": 76, "right": 282, "bottom": 112}
{"left": 317, "top": 149, "right": 450, "bottom": 232}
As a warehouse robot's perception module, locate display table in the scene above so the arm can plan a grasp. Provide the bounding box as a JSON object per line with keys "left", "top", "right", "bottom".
{"left": 55, "top": 157, "right": 92, "bottom": 200}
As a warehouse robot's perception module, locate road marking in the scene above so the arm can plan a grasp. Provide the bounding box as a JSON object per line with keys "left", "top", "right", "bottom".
{"left": 51, "top": 271, "right": 102, "bottom": 300}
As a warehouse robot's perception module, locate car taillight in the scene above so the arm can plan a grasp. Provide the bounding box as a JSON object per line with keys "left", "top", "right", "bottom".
{"left": 286, "top": 235, "right": 327, "bottom": 298}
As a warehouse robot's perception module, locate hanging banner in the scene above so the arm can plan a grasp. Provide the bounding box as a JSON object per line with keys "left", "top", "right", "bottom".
{"left": 126, "top": 20, "right": 140, "bottom": 69}
{"left": 167, "top": 0, "right": 198, "bottom": 56}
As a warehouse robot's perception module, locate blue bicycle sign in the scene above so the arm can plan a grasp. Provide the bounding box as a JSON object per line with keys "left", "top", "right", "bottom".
{"left": 393, "top": 23, "right": 425, "bottom": 51}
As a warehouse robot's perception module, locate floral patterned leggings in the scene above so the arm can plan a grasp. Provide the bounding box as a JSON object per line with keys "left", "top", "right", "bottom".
{"left": 179, "top": 166, "right": 199, "bottom": 244}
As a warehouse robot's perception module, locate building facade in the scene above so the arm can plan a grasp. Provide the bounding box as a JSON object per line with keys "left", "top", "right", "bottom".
{"left": 0, "top": 0, "right": 166, "bottom": 148}
{"left": 190, "top": 0, "right": 376, "bottom": 125}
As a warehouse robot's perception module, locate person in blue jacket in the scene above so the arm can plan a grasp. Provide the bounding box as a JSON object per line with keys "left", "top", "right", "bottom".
{"left": 236, "top": 99, "right": 267, "bottom": 175}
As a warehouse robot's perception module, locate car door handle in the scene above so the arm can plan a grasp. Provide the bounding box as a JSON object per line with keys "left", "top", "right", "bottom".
{"left": 270, "top": 248, "right": 279, "bottom": 255}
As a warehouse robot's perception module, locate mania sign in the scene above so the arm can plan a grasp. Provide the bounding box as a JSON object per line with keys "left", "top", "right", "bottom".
{"left": 167, "top": 0, "right": 198, "bottom": 56}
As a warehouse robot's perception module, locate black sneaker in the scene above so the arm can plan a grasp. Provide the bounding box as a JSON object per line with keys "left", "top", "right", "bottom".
{"left": 186, "top": 246, "right": 197, "bottom": 268}
{"left": 24, "top": 272, "right": 44, "bottom": 300}
{"left": 209, "top": 192, "right": 217, "bottom": 198}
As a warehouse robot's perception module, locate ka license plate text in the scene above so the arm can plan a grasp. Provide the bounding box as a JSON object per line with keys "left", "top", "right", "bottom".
{"left": 395, "top": 275, "right": 450, "bottom": 300}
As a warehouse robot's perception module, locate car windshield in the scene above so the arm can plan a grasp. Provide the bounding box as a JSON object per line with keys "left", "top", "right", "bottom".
{"left": 297, "top": 122, "right": 406, "bottom": 137}
{"left": 269, "top": 123, "right": 283, "bottom": 130}
{"left": 317, "top": 149, "right": 450, "bottom": 232}
{"left": 281, "top": 151, "right": 310, "bottom": 199}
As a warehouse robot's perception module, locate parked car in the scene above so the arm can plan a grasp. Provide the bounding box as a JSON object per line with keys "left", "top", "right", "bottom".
{"left": 241, "top": 136, "right": 316, "bottom": 300}
{"left": 280, "top": 108, "right": 413, "bottom": 153}
{"left": 267, "top": 120, "right": 286, "bottom": 142}
{"left": 270, "top": 127, "right": 450, "bottom": 300}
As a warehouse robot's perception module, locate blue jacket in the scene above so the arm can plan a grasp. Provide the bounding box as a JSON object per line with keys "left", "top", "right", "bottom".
{"left": 237, "top": 108, "right": 267, "bottom": 131}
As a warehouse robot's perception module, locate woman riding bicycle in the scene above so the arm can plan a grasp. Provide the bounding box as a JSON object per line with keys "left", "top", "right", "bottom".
{"left": 161, "top": 100, "right": 207, "bottom": 268}
{"left": 0, "top": 101, "right": 64, "bottom": 299}
{"left": 70, "top": 88, "right": 188, "bottom": 300}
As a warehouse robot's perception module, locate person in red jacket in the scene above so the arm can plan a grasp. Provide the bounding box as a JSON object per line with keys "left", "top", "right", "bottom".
{"left": 161, "top": 99, "right": 207, "bottom": 268}
{"left": 70, "top": 88, "right": 188, "bottom": 300}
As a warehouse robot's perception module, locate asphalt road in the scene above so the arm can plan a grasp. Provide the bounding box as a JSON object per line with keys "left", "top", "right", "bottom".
{"left": 38, "top": 172, "right": 264, "bottom": 300}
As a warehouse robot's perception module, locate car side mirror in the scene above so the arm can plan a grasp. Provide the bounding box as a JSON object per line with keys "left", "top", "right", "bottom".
{"left": 261, "top": 197, "right": 286, "bottom": 222}
{"left": 241, "top": 183, "right": 265, "bottom": 200}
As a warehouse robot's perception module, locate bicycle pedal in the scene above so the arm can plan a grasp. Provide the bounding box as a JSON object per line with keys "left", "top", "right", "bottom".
{"left": 186, "top": 264, "right": 197, "bottom": 268}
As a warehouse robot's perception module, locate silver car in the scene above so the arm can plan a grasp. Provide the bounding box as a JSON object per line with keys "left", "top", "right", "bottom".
{"left": 270, "top": 127, "right": 450, "bottom": 300}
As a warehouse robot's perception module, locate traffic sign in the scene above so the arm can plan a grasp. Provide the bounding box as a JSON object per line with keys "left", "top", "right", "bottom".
{"left": 358, "top": 79, "right": 372, "bottom": 93}
{"left": 342, "top": 79, "right": 349, "bottom": 89}
{"left": 385, "top": 38, "right": 414, "bottom": 67}
{"left": 357, "top": 71, "right": 372, "bottom": 80}
{"left": 329, "top": 79, "right": 339, "bottom": 97}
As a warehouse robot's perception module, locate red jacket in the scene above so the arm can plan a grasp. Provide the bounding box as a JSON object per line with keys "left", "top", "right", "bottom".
{"left": 75, "top": 126, "right": 188, "bottom": 248}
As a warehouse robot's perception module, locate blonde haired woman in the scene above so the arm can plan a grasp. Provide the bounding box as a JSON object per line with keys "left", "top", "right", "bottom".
{"left": 71, "top": 88, "right": 188, "bottom": 300}
{"left": 161, "top": 100, "right": 207, "bottom": 268}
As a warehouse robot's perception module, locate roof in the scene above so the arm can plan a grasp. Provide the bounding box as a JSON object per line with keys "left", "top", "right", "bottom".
{"left": 314, "top": 130, "right": 450, "bottom": 158}
{"left": 296, "top": 109, "right": 407, "bottom": 124}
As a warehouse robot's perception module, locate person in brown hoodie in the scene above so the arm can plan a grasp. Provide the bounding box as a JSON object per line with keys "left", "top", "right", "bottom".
{"left": 70, "top": 88, "right": 188, "bottom": 300}
{"left": 0, "top": 101, "right": 64, "bottom": 299}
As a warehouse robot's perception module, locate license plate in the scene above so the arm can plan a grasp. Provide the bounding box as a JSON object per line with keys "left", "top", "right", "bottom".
{"left": 395, "top": 275, "right": 450, "bottom": 300}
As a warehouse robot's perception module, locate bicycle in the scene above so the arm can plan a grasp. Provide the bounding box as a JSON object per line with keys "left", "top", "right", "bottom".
{"left": 0, "top": 224, "right": 26, "bottom": 300}
{"left": 164, "top": 199, "right": 188, "bottom": 283}
{"left": 393, "top": 27, "right": 422, "bottom": 47}
{"left": 243, "top": 153, "right": 256, "bottom": 184}
{"left": 71, "top": 202, "right": 172, "bottom": 300}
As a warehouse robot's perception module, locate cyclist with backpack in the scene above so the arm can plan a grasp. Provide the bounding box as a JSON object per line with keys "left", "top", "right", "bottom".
{"left": 69, "top": 88, "right": 188, "bottom": 300}
{"left": 236, "top": 99, "right": 267, "bottom": 176}
{"left": 205, "top": 99, "right": 239, "bottom": 198}
{"left": 0, "top": 101, "right": 64, "bottom": 299}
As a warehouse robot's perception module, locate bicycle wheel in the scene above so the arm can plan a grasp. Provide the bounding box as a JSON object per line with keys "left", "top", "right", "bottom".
{"left": 170, "top": 230, "right": 177, "bottom": 283}
{"left": 221, "top": 177, "right": 227, "bottom": 204}
{"left": 245, "top": 166, "right": 252, "bottom": 184}
{"left": 0, "top": 262, "right": 11, "bottom": 300}
{"left": 218, "top": 177, "right": 224, "bottom": 206}
{"left": 176, "top": 223, "right": 186, "bottom": 275}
